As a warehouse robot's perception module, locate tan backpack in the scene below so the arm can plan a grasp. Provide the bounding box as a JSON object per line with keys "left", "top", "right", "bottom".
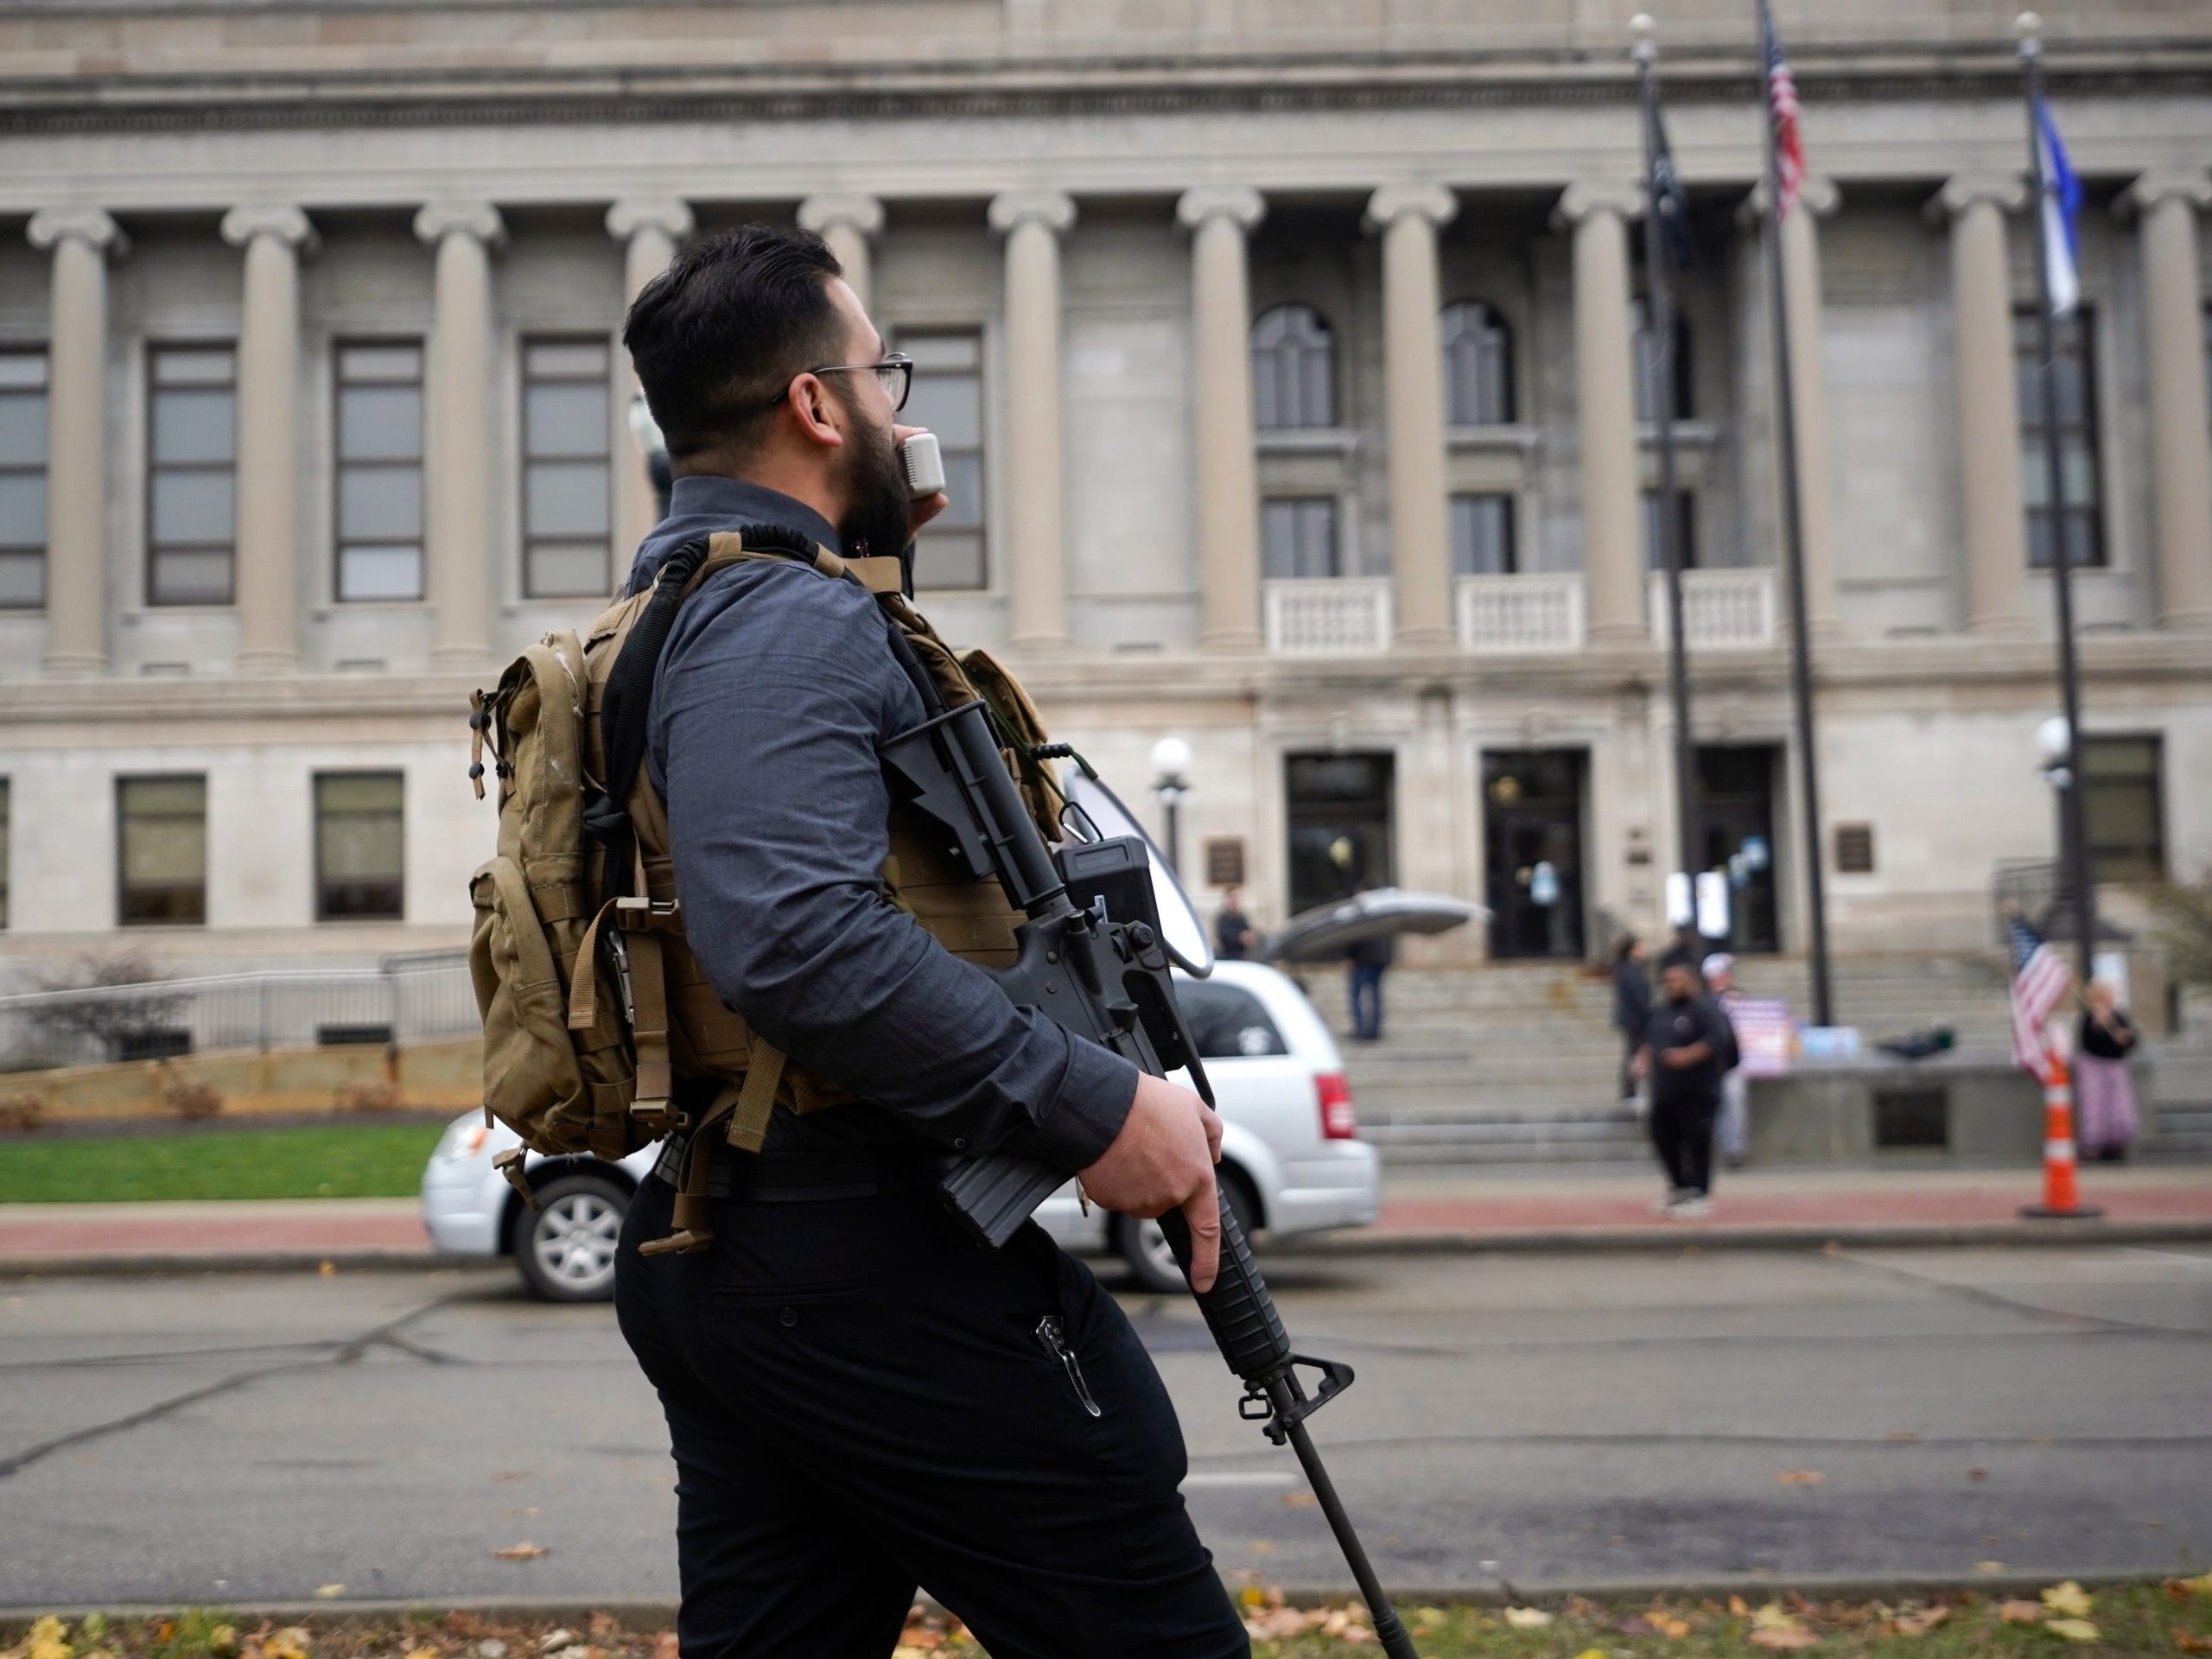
{"left": 466, "top": 524, "right": 1065, "bottom": 1252}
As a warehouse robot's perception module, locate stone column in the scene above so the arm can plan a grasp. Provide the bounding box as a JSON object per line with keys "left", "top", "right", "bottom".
{"left": 414, "top": 202, "right": 505, "bottom": 669}
{"left": 2123, "top": 170, "right": 2212, "bottom": 630}
{"left": 988, "top": 189, "right": 1076, "bottom": 649}
{"left": 1367, "top": 183, "right": 1459, "bottom": 651}
{"left": 1935, "top": 175, "right": 2031, "bottom": 635}
{"left": 607, "top": 198, "right": 693, "bottom": 554}
{"left": 798, "top": 194, "right": 886, "bottom": 312}
{"left": 1176, "top": 186, "right": 1266, "bottom": 652}
{"left": 1740, "top": 178, "right": 1842, "bottom": 637}
{"left": 1554, "top": 182, "right": 1645, "bottom": 642}
{"left": 26, "top": 208, "right": 126, "bottom": 677}
{"left": 220, "top": 206, "right": 317, "bottom": 673}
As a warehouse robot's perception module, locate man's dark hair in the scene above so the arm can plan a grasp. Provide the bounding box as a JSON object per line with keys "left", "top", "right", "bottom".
{"left": 622, "top": 224, "right": 846, "bottom": 463}
{"left": 1659, "top": 945, "right": 1697, "bottom": 973}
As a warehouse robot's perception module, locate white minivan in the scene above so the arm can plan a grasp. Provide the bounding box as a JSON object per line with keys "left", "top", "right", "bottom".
{"left": 421, "top": 960, "right": 1379, "bottom": 1300}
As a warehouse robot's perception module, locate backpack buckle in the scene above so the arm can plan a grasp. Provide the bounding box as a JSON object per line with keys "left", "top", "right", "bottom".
{"left": 615, "top": 894, "right": 682, "bottom": 933}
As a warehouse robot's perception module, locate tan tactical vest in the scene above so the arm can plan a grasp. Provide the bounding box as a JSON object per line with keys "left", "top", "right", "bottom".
{"left": 467, "top": 528, "right": 1065, "bottom": 1254}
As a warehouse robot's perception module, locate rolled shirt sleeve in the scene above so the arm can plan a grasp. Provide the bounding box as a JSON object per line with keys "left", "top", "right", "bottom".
{"left": 651, "top": 561, "right": 1137, "bottom": 1170}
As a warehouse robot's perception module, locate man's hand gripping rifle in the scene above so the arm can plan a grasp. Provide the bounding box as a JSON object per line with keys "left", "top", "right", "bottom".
{"left": 880, "top": 696, "right": 1422, "bottom": 1659}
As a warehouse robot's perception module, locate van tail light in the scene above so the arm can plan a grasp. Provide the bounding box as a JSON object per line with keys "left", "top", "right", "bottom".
{"left": 1316, "top": 1071, "right": 1359, "bottom": 1140}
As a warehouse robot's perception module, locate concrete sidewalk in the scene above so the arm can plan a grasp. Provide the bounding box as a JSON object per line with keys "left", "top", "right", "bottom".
{"left": 3, "top": 1163, "right": 2209, "bottom": 1274}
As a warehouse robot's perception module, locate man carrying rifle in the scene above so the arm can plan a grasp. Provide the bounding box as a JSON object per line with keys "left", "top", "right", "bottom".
{"left": 611, "top": 224, "right": 1248, "bottom": 1659}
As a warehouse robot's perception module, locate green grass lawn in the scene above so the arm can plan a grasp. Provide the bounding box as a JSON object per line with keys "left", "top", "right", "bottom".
{"left": 4, "top": 1583, "right": 2210, "bottom": 1659}
{"left": 0, "top": 1121, "right": 447, "bottom": 1203}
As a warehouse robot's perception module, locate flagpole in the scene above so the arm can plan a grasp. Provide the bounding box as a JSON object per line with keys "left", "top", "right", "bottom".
{"left": 2017, "top": 10, "right": 2096, "bottom": 987}
{"left": 1630, "top": 14, "right": 1702, "bottom": 948}
{"left": 1756, "top": 1, "right": 1834, "bottom": 1028}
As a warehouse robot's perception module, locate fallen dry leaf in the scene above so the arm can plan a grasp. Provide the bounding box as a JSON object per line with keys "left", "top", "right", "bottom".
{"left": 1967, "top": 1468, "right": 1990, "bottom": 1483}
{"left": 1885, "top": 1430, "right": 1922, "bottom": 1443}
{"left": 1503, "top": 1607, "right": 1553, "bottom": 1629}
{"left": 1279, "top": 1491, "right": 1316, "bottom": 1508}
{"left": 1730, "top": 1596, "right": 1752, "bottom": 1617}
{"left": 264, "top": 1630, "right": 309, "bottom": 1659}
{"left": 1749, "top": 1629, "right": 1818, "bottom": 1650}
{"left": 1572, "top": 1650, "right": 1605, "bottom": 1659}
{"left": 2044, "top": 1618, "right": 2100, "bottom": 1643}
{"left": 2175, "top": 1573, "right": 2212, "bottom": 1598}
{"left": 208, "top": 1629, "right": 239, "bottom": 1658}
{"left": 403, "top": 1649, "right": 438, "bottom": 1659}
{"left": 2043, "top": 1582, "right": 2094, "bottom": 1618}
{"left": 1752, "top": 1604, "right": 1802, "bottom": 1631}
{"left": 537, "top": 1635, "right": 575, "bottom": 1654}
{"left": 311, "top": 1586, "right": 344, "bottom": 1601}
{"left": 1777, "top": 1470, "right": 1824, "bottom": 1486}
{"left": 2173, "top": 1631, "right": 2212, "bottom": 1653}
{"left": 493, "top": 1542, "right": 546, "bottom": 1561}
{"left": 1888, "top": 1606, "right": 1949, "bottom": 1637}
{"left": 1977, "top": 1561, "right": 2008, "bottom": 1575}
{"left": 1650, "top": 1613, "right": 1692, "bottom": 1637}
{"left": 1999, "top": 1600, "right": 2046, "bottom": 1624}
{"left": 651, "top": 1636, "right": 677, "bottom": 1659}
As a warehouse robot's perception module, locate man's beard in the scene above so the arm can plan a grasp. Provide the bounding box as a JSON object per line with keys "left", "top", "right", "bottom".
{"left": 836, "top": 407, "right": 912, "bottom": 563}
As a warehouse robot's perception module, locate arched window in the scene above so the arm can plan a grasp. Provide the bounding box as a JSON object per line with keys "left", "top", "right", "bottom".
{"left": 1630, "top": 295, "right": 1694, "bottom": 422}
{"left": 1251, "top": 303, "right": 1337, "bottom": 430}
{"left": 1440, "top": 301, "right": 1514, "bottom": 425}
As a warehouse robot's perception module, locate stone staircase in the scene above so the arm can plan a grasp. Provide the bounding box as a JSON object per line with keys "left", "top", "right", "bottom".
{"left": 1287, "top": 957, "right": 2212, "bottom": 1168}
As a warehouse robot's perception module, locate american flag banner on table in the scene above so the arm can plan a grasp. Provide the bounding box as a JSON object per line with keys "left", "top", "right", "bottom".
{"left": 1762, "top": 3, "right": 1806, "bottom": 219}
{"left": 2007, "top": 911, "right": 2072, "bottom": 1075}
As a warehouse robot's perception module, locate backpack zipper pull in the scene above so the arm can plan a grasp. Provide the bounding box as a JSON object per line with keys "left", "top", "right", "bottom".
{"left": 1034, "top": 1315, "right": 1102, "bottom": 1417}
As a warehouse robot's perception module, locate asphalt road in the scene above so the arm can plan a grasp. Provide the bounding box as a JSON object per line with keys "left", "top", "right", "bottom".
{"left": 3, "top": 1242, "right": 2209, "bottom": 1609}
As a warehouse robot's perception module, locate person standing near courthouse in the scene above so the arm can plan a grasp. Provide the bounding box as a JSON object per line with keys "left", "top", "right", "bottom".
{"left": 1636, "top": 950, "right": 1729, "bottom": 1217}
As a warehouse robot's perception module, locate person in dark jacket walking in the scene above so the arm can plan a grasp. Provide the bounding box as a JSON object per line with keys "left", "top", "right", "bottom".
{"left": 1344, "top": 908, "right": 1395, "bottom": 1042}
{"left": 1214, "top": 885, "right": 1257, "bottom": 963}
{"left": 1611, "top": 934, "right": 1651, "bottom": 1106}
{"left": 1635, "top": 950, "right": 1730, "bottom": 1217}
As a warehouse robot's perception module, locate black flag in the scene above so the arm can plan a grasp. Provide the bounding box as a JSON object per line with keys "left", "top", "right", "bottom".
{"left": 1646, "top": 95, "right": 1695, "bottom": 266}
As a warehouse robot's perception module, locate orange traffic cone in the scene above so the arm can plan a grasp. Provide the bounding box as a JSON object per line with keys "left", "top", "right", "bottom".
{"left": 2020, "top": 1045, "right": 2103, "bottom": 1221}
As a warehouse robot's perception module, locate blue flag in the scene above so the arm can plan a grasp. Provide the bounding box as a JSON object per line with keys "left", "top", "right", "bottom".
{"left": 2035, "top": 94, "right": 2081, "bottom": 317}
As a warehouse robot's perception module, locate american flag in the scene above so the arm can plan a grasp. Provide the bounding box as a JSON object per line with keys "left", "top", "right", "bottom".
{"left": 2007, "top": 911, "right": 2072, "bottom": 1076}
{"left": 1763, "top": 3, "right": 1806, "bottom": 219}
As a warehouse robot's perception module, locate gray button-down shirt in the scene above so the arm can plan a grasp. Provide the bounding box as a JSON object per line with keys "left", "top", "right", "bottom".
{"left": 626, "top": 474, "right": 1138, "bottom": 1168}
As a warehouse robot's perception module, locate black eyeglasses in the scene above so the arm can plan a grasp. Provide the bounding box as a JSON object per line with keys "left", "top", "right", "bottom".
{"left": 766, "top": 353, "right": 913, "bottom": 413}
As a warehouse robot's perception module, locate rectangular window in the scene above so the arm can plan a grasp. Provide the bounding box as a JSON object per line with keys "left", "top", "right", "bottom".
{"left": 0, "top": 351, "right": 48, "bottom": 609}
{"left": 2081, "top": 734, "right": 2163, "bottom": 882}
{"left": 899, "top": 331, "right": 986, "bottom": 591}
{"left": 315, "top": 771, "right": 404, "bottom": 921}
{"left": 1262, "top": 497, "right": 1340, "bottom": 580}
{"left": 1450, "top": 493, "right": 1516, "bottom": 576}
{"left": 1641, "top": 488, "right": 1697, "bottom": 572}
{"left": 2015, "top": 308, "right": 2104, "bottom": 569}
{"left": 522, "top": 338, "right": 613, "bottom": 599}
{"left": 118, "top": 774, "right": 207, "bottom": 926}
{"left": 335, "top": 341, "right": 425, "bottom": 602}
{"left": 148, "top": 346, "right": 237, "bottom": 606}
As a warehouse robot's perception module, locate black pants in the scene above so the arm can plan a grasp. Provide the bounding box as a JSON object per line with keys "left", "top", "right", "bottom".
{"left": 1348, "top": 963, "right": 1385, "bottom": 1040}
{"left": 615, "top": 1174, "right": 1249, "bottom": 1659}
{"left": 1649, "top": 1091, "right": 1717, "bottom": 1196}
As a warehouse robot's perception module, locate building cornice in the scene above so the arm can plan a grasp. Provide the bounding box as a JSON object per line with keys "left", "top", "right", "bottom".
{"left": 3, "top": 45, "right": 2209, "bottom": 138}
{"left": 3, "top": 632, "right": 2205, "bottom": 728}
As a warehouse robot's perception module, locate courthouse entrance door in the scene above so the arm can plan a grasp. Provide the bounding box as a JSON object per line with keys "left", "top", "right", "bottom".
{"left": 1284, "top": 753, "right": 1395, "bottom": 919}
{"left": 1482, "top": 749, "right": 1586, "bottom": 959}
{"left": 1694, "top": 745, "right": 1782, "bottom": 955}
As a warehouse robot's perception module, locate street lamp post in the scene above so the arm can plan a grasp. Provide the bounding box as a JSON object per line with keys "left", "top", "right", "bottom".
{"left": 1149, "top": 735, "right": 1192, "bottom": 876}
{"left": 2036, "top": 715, "right": 2089, "bottom": 963}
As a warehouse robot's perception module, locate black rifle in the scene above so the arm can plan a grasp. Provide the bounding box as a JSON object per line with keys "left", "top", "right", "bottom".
{"left": 880, "top": 696, "right": 1421, "bottom": 1659}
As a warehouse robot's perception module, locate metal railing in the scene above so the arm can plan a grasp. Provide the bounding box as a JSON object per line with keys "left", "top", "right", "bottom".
{"left": 0, "top": 950, "right": 476, "bottom": 1074}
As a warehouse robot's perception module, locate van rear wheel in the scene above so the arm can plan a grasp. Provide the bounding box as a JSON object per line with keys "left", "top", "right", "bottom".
{"left": 511, "top": 1173, "right": 629, "bottom": 1302}
{"left": 1112, "top": 1169, "right": 1257, "bottom": 1296}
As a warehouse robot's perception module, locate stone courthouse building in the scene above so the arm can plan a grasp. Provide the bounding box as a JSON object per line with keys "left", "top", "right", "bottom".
{"left": 0, "top": 0, "right": 2208, "bottom": 976}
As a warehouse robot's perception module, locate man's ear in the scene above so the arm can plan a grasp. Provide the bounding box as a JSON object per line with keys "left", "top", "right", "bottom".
{"left": 783, "top": 373, "right": 846, "bottom": 452}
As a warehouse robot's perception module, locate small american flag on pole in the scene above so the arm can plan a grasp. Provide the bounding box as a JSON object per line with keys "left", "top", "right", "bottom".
{"left": 1763, "top": 3, "right": 1806, "bottom": 219}
{"left": 2007, "top": 911, "right": 2072, "bottom": 1076}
